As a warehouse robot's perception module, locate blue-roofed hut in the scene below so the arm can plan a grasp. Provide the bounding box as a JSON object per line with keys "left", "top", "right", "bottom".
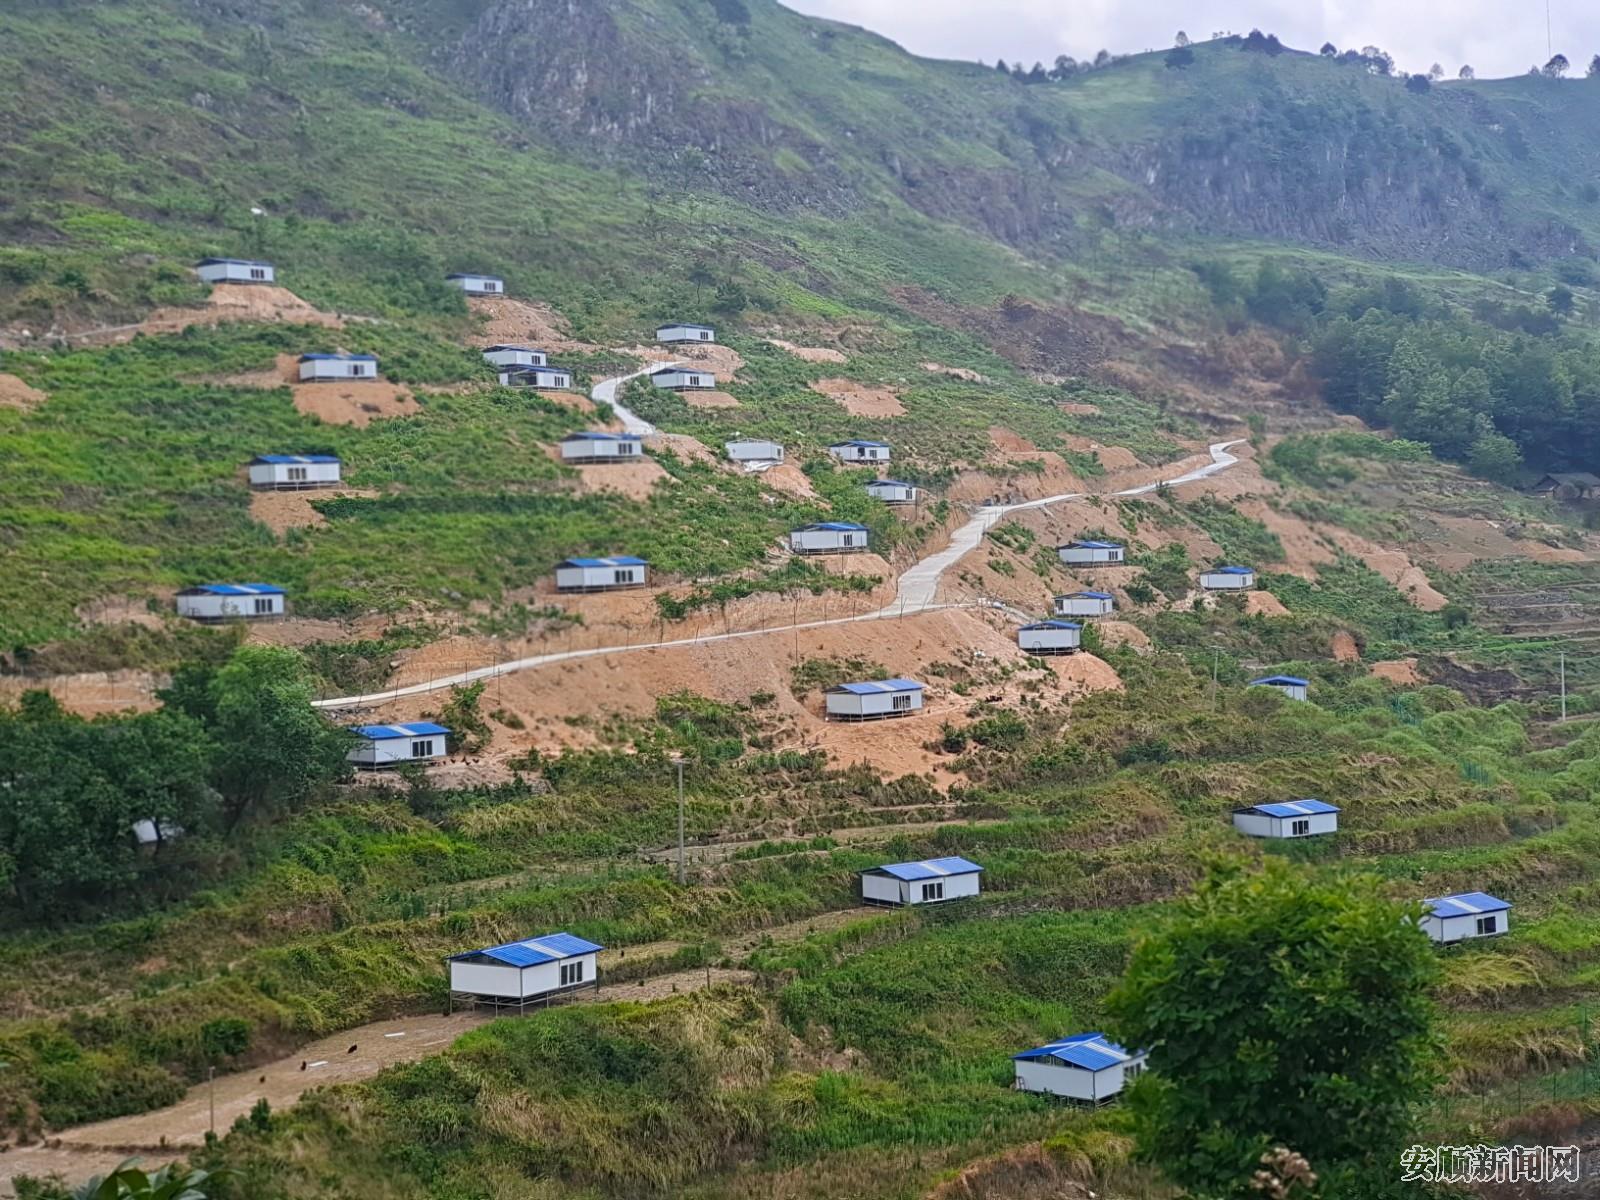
{"left": 1200, "top": 565, "right": 1257, "bottom": 590}
{"left": 1421, "top": 893, "right": 1511, "bottom": 944}
{"left": 824, "top": 678, "right": 924, "bottom": 721}
{"left": 1057, "top": 540, "right": 1126, "bottom": 566}
{"left": 446, "top": 931, "right": 604, "bottom": 1011}
{"left": 790, "top": 521, "right": 869, "bottom": 555}
{"left": 1012, "top": 1033, "right": 1148, "bottom": 1103}
{"left": 859, "top": 856, "right": 983, "bottom": 906}
{"left": 1018, "top": 619, "right": 1081, "bottom": 655}
{"left": 554, "top": 556, "right": 648, "bottom": 593}
{"left": 1054, "top": 590, "right": 1115, "bottom": 618}
{"left": 1251, "top": 675, "right": 1309, "bottom": 702}
{"left": 346, "top": 722, "right": 450, "bottom": 768}
{"left": 298, "top": 352, "right": 377, "bottom": 382}
{"left": 175, "top": 583, "right": 286, "bottom": 622}
{"left": 248, "top": 453, "right": 341, "bottom": 490}
{"left": 1232, "top": 799, "right": 1339, "bottom": 839}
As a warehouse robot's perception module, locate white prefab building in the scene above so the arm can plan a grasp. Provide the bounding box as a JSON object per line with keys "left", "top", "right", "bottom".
{"left": 860, "top": 856, "right": 984, "bottom": 907}
{"left": 500, "top": 365, "right": 574, "bottom": 390}
{"left": 446, "top": 931, "right": 603, "bottom": 1012}
{"left": 790, "top": 521, "right": 869, "bottom": 555}
{"left": 447, "top": 272, "right": 504, "bottom": 296}
{"left": 824, "top": 678, "right": 924, "bottom": 721}
{"left": 560, "top": 432, "right": 644, "bottom": 463}
{"left": 865, "top": 478, "right": 917, "bottom": 504}
{"left": 248, "top": 454, "right": 341, "bottom": 490}
{"left": 554, "top": 556, "right": 648, "bottom": 592}
{"left": 1013, "top": 1034, "right": 1148, "bottom": 1104}
{"left": 481, "top": 345, "right": 548, "bottom": 369}
{"left": 1421, "top": 893, "right": 1512, "bottom": 944}
{"left": 347, "top": 722, "right": 450, "bottom": 768}
{"left": 1251, "top": 675, "right": 1309, "bottom": 702}
{"left": 299, "top": 353, "right": 378, "bottom": 381}
{"left": 1018, "top": 620, "right": 1082, "bottom": 655}
{"left": 196, "top": 257, "right": 275, "bottom": 285}
{"left": 1055, "top": 591, "right": 1115, "bottom": 618}
{"left": 1232, "top": 799, "right": 1340, "bottom": 839}
{"left": 1200, "top": 565, "right": 1257, "bottom": 590}
{"left": 1058, "top": 540, "right": 1126, "bottom": 567}
{"left": 726, "top": 439, "right": 784, "bottom": 463}
{"left": 828, "top": 439, "right": 891, "bottom": 465}
{"left": 650, "top": 367, "right": 716, "bottom": 391}
{"left": 656, "top": 322, "right": 715, "bottom": 343}
{"left": 175, "top": 583, "right": 285, "bottom": 622}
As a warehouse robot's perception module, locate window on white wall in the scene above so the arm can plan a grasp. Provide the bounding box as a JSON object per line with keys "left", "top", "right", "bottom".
{"left": 560, "top": 959, "right": 585, "bottom": 986}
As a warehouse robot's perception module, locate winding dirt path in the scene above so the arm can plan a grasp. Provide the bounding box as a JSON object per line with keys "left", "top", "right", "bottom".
{"left": 311, "top": 369, "right": 1244, "bottom": 711}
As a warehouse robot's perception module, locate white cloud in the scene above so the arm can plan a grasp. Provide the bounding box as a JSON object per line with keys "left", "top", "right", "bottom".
{"left": 782, "top": 0, "right": 1591, "bottom": 80}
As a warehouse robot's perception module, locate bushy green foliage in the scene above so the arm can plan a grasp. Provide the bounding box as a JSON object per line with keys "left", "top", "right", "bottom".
{"left": 1108, "top": 858, "right": 1441, "bottom": 1199}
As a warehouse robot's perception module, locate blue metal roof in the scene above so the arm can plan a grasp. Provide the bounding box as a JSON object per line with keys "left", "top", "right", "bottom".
{"left": 299, "top": 353, "right": 377, "bottom": 362}
{"left": 1066, "top": 591, "right": 1114, "bottom": 600}
{"left": 252, "top": 454, "right": 339, "bottom": 464}
{"left": 827, "top": 678, "right": 923, "bottom": 695}
{"left": 1210, "top": 565, "right": 1256, "bottom": 575}
{"left": 1425, "top": 892, "right": 1512, "bottom": 919}
{"left": 1252, "top": 676, "right": 1310, "bottom": 688}
{"left": 1012, "top": 1033, "right": 1136, "bottom": 1071}
{"left": 800, "top": 521, "right": 869, "bottom": 532}
{"left": 564, "top": 431, "right": 640, "bottom": 442}
{"left": 650, "top": 366, "right": 711, "bottom": 376}
{"left": 183, "top": 583, "right": 285, "bottom": 596}
{"left": 451, "top": 931, "right": 605, "bottom": 967}
{"left": 867, "top": 479, "right": 914, "bottom": 488}
{"left": 658, "top": 322, "right": 714, "bottom": 331}
{"left": 483, "top": 344, "right": 542, "bottom": 352}
{"left": 350, "top": 722, "right": 450, "bottom": 739}
{"left": 1021, "top": 620, "right": 1082, "bottom": 631}
{"left": 559, "top": 556, "right": 648, "bottom": 568}
{"left": 867, "top": 856, "right": 984, "bottom": 882}
{"left": 447, "top": 272, "right": 503, "bottom": 281}
{"left": 1063, "top": 540, "right": 1124, "bottom": 550}
{"left": 1241, "top": 800, "right": 1340, "bottom": 818}
{"left": 832, "top": 439, "right": 890, "bottom": 448}
{"left": 197, "top": 257, "right": 273, "bottom": 267}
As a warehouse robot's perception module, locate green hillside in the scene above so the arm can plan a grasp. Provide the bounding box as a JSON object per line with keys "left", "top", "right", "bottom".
{"left": 8, "top": 3, "right": 1600, "bottom": 1198}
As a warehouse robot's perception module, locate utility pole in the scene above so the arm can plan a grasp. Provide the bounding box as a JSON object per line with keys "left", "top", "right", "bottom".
{"left": 209, "top": 1065, "right": 216, "bottom": 1135}
{"left": 675, "top": 756, "right": 686, "bottom": 886}
{"left": 1560, "top": 650, "right": 1568, "bottom": 722}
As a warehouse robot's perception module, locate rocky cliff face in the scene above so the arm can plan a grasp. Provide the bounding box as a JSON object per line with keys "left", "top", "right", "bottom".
{"left": 443, "top": 0, "right": 1591, "bottom": 270}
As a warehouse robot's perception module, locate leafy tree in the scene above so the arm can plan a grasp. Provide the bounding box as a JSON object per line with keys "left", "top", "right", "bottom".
{"left": 1544, "top": 53, "right": 1570, "bottom": 78}
{"left": 993, "top": 59, "right": 1008, "bottom": 74}
{"left": 1468, "top": 424, "right": 1524, "bottom": 482}
{"left": 74, "top": 1159, "right": 221, "bottom": 1200}
{"left": 1165, "top": 45, "right": 1195, "bottom": 70}
{"left": 1051, "top": 54, "right": 1076, "bottom": 77}
{"left": 1174, "top": 31, "right": 1190, "bottom": 47}
{"left": 1319, "top": 42, "right": 1337, "bottom": 57}
{"left": 438, "top": 681, "right": 491, "bottom": 754}
{"left": 1428, "top": 62, "right": 1444, "bottom": 80}
{"left": 1106, "top": 858, "right": 1440, "bottom": 1199}
{"left": 1405, "top": 73, "right": 1431, "bottom": 93}
{"left": 1459, "top": 64, "right": 1475, "bottom": 79}
{"left": 1026, "top": 61, "right": 1047, "bottom": 83}
{"left": 162, "top": 645, "right": 350, "bottom": 830}
{"left": 1548, "top": 283, "right": 1576, "bottom": 314}
{"left": 1589, "top": 54, "right": 1600, "bottom": 77}
{"left": 1093, "top": 48, "right": 1111, "bottom": 68}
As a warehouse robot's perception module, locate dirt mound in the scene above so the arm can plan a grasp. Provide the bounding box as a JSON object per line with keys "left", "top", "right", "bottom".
{"left": 134, "top": 285, "right": 344, "bottom": 344}
{"left": 293, "top": 379, "right": 419, "bottom": 427}
{"left": 250, "top": 488, "right": 377, "bottom": 535}
{"left": 1095, "top": 620, "right": 1151, "bottom": 651}
{"left": 0, "top": 373, "right": 45, "bottom": 411}
{"left": 920, "top": 362, "right": 986, "bottom": 382}
{"left": 1050, "top": 652, "right": 1124, "bottom": 692}
{"left": 467, "top": 296, "right": 598, "bottom": 353}
{"left": 536, "top": 388, "right": 594, "bottom": 413}
{"left": 1244, "top": 590, "right": 1289, "bottom": 617}
{"left": 768, "top": 338, "right": 847, "bottom": 364}
{"left": 1372, "top": 658, "right": 1423, "bottom": 685}
{"left": 649, "top": 433, "right": 718, "bottom": 467}
{"left": 1331, "top": 630, "right": 1360, "bottom": 662}
{"left": 759, "top": 463, "right": 820, "bottom": 500}
{"left": 684, "top": 389, "right": 740, "bottom": 409}
{"left": 810, "top": 377, "right": 906, "bottom": 417}
{"left": 570, "top": 458, "right": 671, "bottom": 501}
{"left": 245, "top": 617, "right": 350, "bottom": 648}
{"left": 1414, "top": 514, "right": 1591, "bottom": 571}
{"left": 0, "top": 669, "right": 162, "bottom": 716}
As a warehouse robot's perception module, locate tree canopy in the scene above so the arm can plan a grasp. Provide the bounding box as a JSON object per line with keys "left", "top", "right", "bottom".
{"left": 1106, "top": 858, "right": 1441, "bottom": 1199}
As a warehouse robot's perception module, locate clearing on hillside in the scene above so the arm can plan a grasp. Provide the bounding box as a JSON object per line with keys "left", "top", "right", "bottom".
{"left": 810, "top": 377, "right": 907, "bottom": 417}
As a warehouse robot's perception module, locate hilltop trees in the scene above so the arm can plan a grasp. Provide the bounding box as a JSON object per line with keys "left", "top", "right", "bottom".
{"left": 1545, "top": 53, "right": 1571, "bottom": 78}
{"left": 1460, "top": 64, "right": 1475, "bottom": 79}
{"left": 1107, "top": 858, "right": 1440, "bottom": 1199}
{"left": 1589, "top": 54, "right": 1600, "bottom": 76}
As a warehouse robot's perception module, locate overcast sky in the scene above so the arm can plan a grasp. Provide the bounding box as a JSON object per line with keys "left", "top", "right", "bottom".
{"left": 782, "top": 1, "right": 1589, "bottom": 80}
